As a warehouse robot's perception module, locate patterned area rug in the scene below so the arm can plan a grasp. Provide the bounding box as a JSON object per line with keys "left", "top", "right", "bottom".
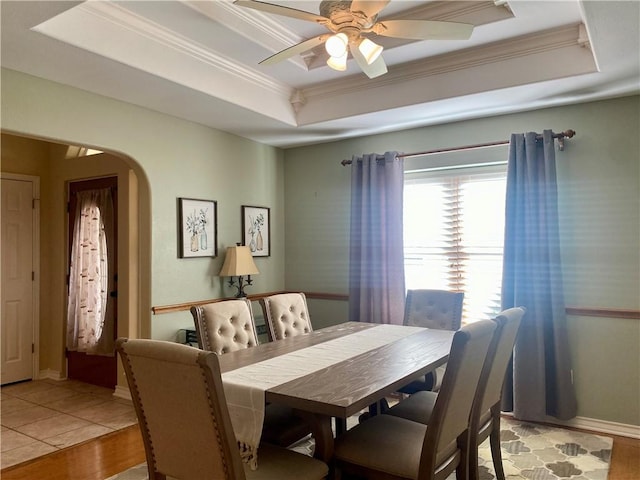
{"left": 107, "top": 417, "right": 612, "bottom": 480}
{"left": 473, "top": 418, "right": 612, "bottom": 480}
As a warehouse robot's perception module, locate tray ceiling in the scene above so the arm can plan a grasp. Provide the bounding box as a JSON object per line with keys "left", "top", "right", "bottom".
{"left": 1, "top": 1, "right": 638, "bottom": 147}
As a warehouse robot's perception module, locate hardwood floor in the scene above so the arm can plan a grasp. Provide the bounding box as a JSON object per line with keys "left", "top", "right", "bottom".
{"left": 1, "top": 423, "right": 638, "bottom": 479}
{"left": 608, "top": 433, "right": 640, "bottom": 480}
{"left": 0, "top": 425, "right": 145, "bottom": 480}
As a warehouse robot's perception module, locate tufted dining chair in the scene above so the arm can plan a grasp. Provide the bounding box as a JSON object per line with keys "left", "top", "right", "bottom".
{"left": 399, "top": 289, "right": 464, "bottom": 394}
{"left": 116, "top": 338, "right": 328, "bottom": 480}
{"left": 386, "top": 307, "right": 526, "bottom": 480}
{"left": 332, "top": 320, "right": 497, "bottom": 480}
{"left": 190, "top": 299, "right": 312, "bottom": 448}
{"left": 259, "top": 292, "right": 313, "bottom": 341}
{"left": 191, "top": 298, "right": 259, "bottom": 355}
{"left": 404, "top": 289, "right": 464, "bottom": 330}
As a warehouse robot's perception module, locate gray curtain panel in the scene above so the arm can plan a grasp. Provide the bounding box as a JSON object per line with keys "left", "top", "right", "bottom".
{"left": 501, "top": 130, "right": 577, "bottom": 421}
{"left": 348, "top": 152, "right": 405, "bottom": 325}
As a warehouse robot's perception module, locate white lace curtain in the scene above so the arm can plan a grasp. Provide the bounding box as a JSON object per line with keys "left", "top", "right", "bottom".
{"left": 66, "top": 188, "right": 114, "bottom": 355}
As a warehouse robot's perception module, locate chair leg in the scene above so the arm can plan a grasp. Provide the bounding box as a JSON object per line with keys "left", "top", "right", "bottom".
{"left": 372, "top": 398, "right": 390, "bottom": 414}
{"left": 366, "top": 398, "right": 389, "bottom": 417}
{"left": 456, "top": 453, "right": 469, "bottom": 480}
{"left": 332, "top": 465, "right": 342, "bottom": 480}
{"left": 468, "top": 435, "right": 480, "bottom": 480}
{"left": 489, "top": 413, "right": 505, "bottom": 480}
{"left": 456, "top": 432, "right": 470, "bottom": 480}
{"left": 149, "top": 470, "right": 167, "bottom": 480}
{"left": 359, "top": 397, "right": 391, "bottom": 424}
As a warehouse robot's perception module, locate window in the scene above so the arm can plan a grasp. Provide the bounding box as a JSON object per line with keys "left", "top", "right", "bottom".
{"left": 404, "top": 161, "right": 507, "bottom": 324}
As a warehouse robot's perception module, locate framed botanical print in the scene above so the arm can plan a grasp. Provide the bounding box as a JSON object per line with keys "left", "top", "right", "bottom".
{"left": 242, "top": 205, "right": 270, "bottom": 257}
{"left": 178, "top": 198, "right": 217, "bottom": 258}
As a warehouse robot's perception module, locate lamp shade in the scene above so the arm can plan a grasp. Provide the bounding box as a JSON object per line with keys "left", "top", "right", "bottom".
{"left": 218, "top": 245, "right": 259, "bottom": 277}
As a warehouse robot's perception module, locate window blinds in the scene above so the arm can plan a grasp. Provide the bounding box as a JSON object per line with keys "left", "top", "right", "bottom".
{"left": 404, "top": 166, "right": 507, "bottom": 323}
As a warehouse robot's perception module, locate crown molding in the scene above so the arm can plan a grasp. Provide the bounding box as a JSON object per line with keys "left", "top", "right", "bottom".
{"left": 389, "top": 0, "right": 514, "bottom": 24}
{"left": 78, "top": 1, "right": 290, "bottom": 96}
{"left": 301, "top": 23, "right": 590, "bottom": 101}
{"left": 295, "top": 23, "right": 596, "bottom": 125}
{"left": 32, "top": 1, "right": 299, "bottom": 124}
{"left": 183, "top": 0, "right": 313, "bottom": 71}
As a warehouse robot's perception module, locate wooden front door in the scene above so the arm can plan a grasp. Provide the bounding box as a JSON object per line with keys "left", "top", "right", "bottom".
{"left": 66, "top": 177, "right": 118, "bottom": 390}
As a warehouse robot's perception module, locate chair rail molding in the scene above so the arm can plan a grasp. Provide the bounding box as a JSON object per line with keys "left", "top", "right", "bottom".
{"left": 153, "top": 292, "right": 639, "bottom": 320}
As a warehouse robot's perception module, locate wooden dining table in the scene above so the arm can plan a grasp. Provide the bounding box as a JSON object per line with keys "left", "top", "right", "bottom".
{"left": 217, "top": 321, "right": 455, "bottom": 462}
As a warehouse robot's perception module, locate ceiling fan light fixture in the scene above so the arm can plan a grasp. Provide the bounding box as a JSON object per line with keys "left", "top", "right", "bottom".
{"left": 325, "top": 32, "right": 348, "bottom": 57}
{"left": 358, "top": 38, "right": 383, "bottom": 65}
{"left": 235, "top": 0, "right": 477, "bottom": 79}
{"left": 327, "top": 52, "right": 348, "bottom": 71}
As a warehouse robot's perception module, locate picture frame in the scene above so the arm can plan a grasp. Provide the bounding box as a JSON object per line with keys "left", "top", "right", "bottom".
{"left": 178, "top": 198, "right": 217, "bottom": 258}
{"left": 242, "top": 205, "right": 270, "bottom": 257}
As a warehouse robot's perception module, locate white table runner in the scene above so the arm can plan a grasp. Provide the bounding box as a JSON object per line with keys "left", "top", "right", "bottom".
{"left": 222, "top": 324, "right": 425, "bottom": 468}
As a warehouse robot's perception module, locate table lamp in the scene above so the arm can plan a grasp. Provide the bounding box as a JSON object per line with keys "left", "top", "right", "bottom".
{"left": 218, "top": 243, "right": 259, "bottom": 297}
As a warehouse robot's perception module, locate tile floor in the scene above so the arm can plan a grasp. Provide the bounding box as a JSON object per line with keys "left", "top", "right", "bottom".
{"left": 1, "top": 379, "right": 137, "bottom": 469}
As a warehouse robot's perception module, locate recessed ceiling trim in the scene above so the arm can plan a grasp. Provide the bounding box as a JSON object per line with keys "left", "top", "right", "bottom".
{"left": 301, "top": 24, "right": 591, "bottom": 100}
{"left": 183, "top": 0, "right": 313, "bottom": 71}
{"left": 295, "top": 24, "right": 597, "bottom": 125}
{"left": 389, "top": 0, "right": 513, "bottom": 25}
{"left": 32, "top": 1, "right": 300, "bottom": 125}
{"left": 79, "top": 1, "right": 290, "bottom": 95}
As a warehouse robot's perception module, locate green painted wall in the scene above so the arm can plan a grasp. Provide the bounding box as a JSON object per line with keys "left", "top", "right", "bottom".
{"left": 1, "top": 68, "right": 286, "bottom": 348}
{"left": 283, "top": 95, "right": 640, "bottom": 426}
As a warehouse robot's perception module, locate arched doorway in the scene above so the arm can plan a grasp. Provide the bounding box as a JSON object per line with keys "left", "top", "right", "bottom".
{"left": 0, "top": 132, "right": 152, "bottom": 392}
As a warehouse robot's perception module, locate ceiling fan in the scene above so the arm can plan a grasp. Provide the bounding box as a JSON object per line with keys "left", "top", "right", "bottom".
{"left": 233, "top": 0, "right": 474, "bottom": 78}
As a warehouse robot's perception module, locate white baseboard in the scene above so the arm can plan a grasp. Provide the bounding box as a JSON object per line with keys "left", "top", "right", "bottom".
{"left": 113, "top": 384, "right": 132, "bottom": 401}
{"left": 38, "top": 369, "right": 65, "bottom": 380}
{"left": 38, "top": 371, "right": 132, "bottom": 402}
{"left": 503, "top": 411, "right": 640, "bottom": 439}
{"left": 552, "top": 415, "right": 640, "bottom": 439}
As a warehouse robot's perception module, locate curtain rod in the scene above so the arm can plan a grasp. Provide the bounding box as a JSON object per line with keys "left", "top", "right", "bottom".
{"left": 340, "top": 129, "right": 576, "bottom": 165}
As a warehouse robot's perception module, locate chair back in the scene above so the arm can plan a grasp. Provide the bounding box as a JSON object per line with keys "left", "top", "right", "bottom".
{"left": 192, "top": 298, "right": 314, "bottom": 448}
{"left": 116, "top": 338, "right": 246, "bottom": 480}
{"left": 190, "top": 298, "right": 259, "bottom": 354}
{"left": 404, "top": 289, "right": 464, "bottom": 331}
{"left": 477, "top": 307, "right": 526, "bottom": 415}
{"left": 418, "top": 320, "right": 497, "bottom": 478}
{"left": 260, "top": 292, "right": 313, "bottom": 341}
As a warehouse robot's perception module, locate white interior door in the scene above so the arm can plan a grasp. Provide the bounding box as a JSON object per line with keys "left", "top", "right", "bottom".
{"left": 1, "top": 177, "right": 35, "bottom": 384}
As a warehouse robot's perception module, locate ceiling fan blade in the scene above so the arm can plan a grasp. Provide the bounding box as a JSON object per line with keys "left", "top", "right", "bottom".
{"left": 350, "top": 0, "right": 390, "bottom": 19}
{"left": 350, "top": 44, "right": 388, "bottom": 79}
{"left": 260, "top": 34, "right": 329, "bottom": 65}
{"left": 233, "top": 0, "right": 327, "bottom": 24}
{"left": 375, "top": 20, "right": 474, "bottom": 40}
